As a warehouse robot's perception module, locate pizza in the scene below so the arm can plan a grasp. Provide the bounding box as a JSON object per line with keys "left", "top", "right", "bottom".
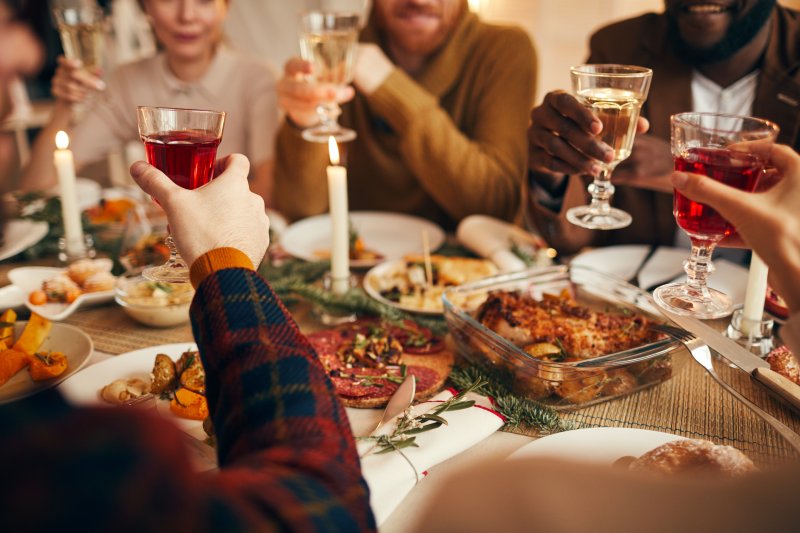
{"left": 308, "top": 318, "right": 454, "bottom": 408}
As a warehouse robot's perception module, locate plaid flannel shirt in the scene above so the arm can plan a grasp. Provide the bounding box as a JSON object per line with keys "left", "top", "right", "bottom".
{"left": 0, "top": 268, "right": 375, "bottom": 532}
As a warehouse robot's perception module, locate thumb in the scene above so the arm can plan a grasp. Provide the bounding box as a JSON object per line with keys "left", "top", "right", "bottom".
{"left": 285, "top": 57, "right": 312, "bottom": 78}
{"left": 671, "top": 170, "right": 758, "bottom": 227}
{"left": 129, "top": 161, "right": 180, "bottom": 203}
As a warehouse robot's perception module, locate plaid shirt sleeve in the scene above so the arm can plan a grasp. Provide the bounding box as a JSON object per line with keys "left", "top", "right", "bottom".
{"left": 0, "top": 268, "right": 375, "bottom": 532}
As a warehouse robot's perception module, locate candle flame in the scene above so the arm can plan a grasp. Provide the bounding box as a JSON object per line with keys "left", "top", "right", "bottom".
{"left": 328, "top": 136, "right": 340, "bottom": 166}
{"left": 55, "top": 131, "right": 69, "bottom": 150}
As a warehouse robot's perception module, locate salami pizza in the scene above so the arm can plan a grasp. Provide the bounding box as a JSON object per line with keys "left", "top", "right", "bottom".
{"left": 308, "top": 318, "right": 454, "bottom": 408}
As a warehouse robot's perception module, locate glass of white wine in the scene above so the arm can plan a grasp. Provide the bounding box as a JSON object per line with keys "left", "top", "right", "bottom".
{"left": 566, "top": 64, "right": 653, "bottom": 230}
{"left": 299, "top": 11, "right": 360, "bottom": 143}
{"left": 52, "top": 3, "right": 106, "bottom": 73}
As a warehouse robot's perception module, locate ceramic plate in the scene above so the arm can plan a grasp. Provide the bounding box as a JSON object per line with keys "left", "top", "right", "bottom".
{"left": 8, "top": 259, "right": 115, "bottom": 321}
{"left": 0, "top": 284, "right": 26, "bottom": 311}
{"left": 281, "top": 211, "right": 446, "bottom": 268}
{"left": 363, "top": 259, "right": 444, "bottom": 315}
{"left": 0, "top": 321, "right": 93, "bottom": 404}
{"left": 509, "top": 427, "right": 687, "bottom": 464}
{"left": 0, "top": 220, "right": 48, "bottom": 261}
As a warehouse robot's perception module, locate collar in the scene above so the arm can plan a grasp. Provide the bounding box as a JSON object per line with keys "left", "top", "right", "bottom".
{"left": 361, "top": 2, "right": 479, "bottom": 98}
{"left": 157, "top": 45, "right": 232, "bottom": 101}
{"left": 692, "top": 68, "right": 760, "bottom": 94}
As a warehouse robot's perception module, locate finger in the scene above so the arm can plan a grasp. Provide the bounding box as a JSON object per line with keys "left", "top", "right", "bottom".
{"left": 717, "top": 233, "right": 749, "bottom": 249}
{"left": 278, "top": 78, "right": 330, "bottom": 103}
{"left": 278, "top": 94, "right": 319, "bottom": 115}
{"left": 529, "top": 146, "right": 588, "bottom": 175}
{"left": 71, "top": 68, "right": 105, "bottom": 90}
{"left": 544, "top": 91, "right": 602, "bottom": 135}
{"left": 335, "top": 85, "right": 355, "bottom": 104}
{"left": 636, "top": 116, "right": 649, "bottom": 134}
{"left": 285, "top": 57, "right": 312, "bottom": 77}
{"left": 670, "top": 171, "right": 759, "bottom": 226}
{"left": 533, "top": 99, "right": 611, "bottom": 162}
{"left": 129, "top": 161, "right": 181, "bottom": 203}
{"left": 769, "top": 144, "right": 800, "bottom": 180}
{"left": 57, "top": 55, "right": 83, "bottom": 70}
{"left": 530, "top": 128, "right": 601, "bottom": 174}
{"left": 212, "top": 153, "right": 251, "bottom": 182}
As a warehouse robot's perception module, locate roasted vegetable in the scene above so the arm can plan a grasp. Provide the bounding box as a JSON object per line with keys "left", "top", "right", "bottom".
{"left": 177, "top": 351, "right": 205, "bottom": 395}
{"left": 170, "top": 388, "right": 208, "bottom": 420}
{"left": 12, "top": 313, "right": 52, "bottom": 356}
{"left": 150, "top": 353, "right": 177, "bottom": 394}
{"left": 0, "top": 309, "right": 16, "bottom": 345}
{"left": 29, "top": 351, "right": 68, "bottom": 381}
{"left": 0, "top": 349, "right": 30, "bottom": 386}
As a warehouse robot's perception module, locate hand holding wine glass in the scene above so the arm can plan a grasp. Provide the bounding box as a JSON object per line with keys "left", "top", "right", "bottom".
{"left": 52, "top": 3, "right": 106, "bottom": 75}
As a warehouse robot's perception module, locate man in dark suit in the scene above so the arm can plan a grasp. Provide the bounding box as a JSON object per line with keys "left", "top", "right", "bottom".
{"left": 526, "top": 0, "right": 800, "bottom": 254}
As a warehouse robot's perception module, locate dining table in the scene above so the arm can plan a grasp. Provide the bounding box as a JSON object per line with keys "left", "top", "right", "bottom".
{"left": 1, "top": 247, "right": 799, "bottom": 531}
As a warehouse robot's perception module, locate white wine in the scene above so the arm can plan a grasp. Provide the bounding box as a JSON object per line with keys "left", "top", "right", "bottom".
{"left": 58, "top": 22, "right": 105, "bottom": 71}
{"left": 300, "top": 30, "right": 357, "bottom": 86}
{"left": 576, "top": 87, "right": 644, "bottom": 167}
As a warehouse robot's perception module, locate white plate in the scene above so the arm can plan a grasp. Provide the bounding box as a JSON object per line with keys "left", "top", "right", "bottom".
{"left": 570, "top": 245, "right": 748, "bottom": 305}
{"left": 0, "top": 321, "right": 93, "bottom": 404}
{"left": 0, "top": 220, "right": 48, "bottom": 261}
{"left": 47, "top": 177, "right": 102, "bottom": 211}
{"left": 58, "top": 343, "right": 202, "bottom": 434}
{"left": 266, "top": 208, "right": 288, "bottom": 237}
{"left": 0, "top": 284, "right": 26, "bottom": 310}
{"left": 509, "top": 427, "right": 687, "bottom": 465}
{"left": 8, "top": 260, "right": 115, "bottom": 321}
{"left": 281, "top": 211, "right": 446, "bottom": 268}
{"left": 363, "top": 259, "right": 443, "bottom": 316}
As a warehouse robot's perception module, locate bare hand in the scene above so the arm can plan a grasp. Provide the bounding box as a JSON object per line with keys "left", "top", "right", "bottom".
{"left": 129, "top": 154, "right": 270, "bottom": 268}
{"left": 613, "top": 134, "right": 674, "bottom": 193}
{"left": 353, "top": 43, "right": 394, "bottom": 95}
{"left": 670, "top": 144, "right": 800, "bottom": 312}
{"left": 50, "top": 56, "right": 105, "bottom": 105}
{"left": 276, "top": 57, "right": 355, "bottom": 128}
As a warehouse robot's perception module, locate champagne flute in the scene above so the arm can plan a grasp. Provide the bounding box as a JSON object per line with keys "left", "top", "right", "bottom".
{"left": 299, "top": 11, "right": 360, "bottom": 143}
{"left": 136, "top": 107, "right": 226, "bottom": 283}
{"left": 566, "top": 64, "right": 652, "bottom": 230}
{"left": 654, "top": 112, "right": 778, "bottom": 319}
{"left": 52, "top": 3, "right": 106, "bottom": 73}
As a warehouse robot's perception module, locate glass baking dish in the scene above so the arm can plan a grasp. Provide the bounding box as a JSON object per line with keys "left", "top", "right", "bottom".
{"left": 443, "top": 265, "right": 686, "bottom": 410}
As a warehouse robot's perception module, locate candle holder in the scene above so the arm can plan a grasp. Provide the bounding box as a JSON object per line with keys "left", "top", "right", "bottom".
{"left": 724, "top": 307, "right": 775, "bottom": 358}
{"left": 312, "top": 272, "right": 358, "bottom": 326}
{"left": 58, "top": 233, "right": 96, "bottom": 264}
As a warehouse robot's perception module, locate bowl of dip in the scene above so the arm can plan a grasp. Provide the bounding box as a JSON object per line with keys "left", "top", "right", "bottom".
{"left": 115, "top": 274, "right": 194, "bottom": 327}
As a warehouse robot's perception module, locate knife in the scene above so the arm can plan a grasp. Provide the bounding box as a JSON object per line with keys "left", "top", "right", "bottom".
{"left": 662, "top": 310, "right": 800, "bottom": 413}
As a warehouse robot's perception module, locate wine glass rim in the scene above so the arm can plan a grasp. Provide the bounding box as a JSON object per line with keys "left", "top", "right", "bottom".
{"left": 299, "top": 9, "right": 362, "bottom": 20}
{"left": 671, "top": 112, "right": 779, "bottom": 134}
{"left": 137, "top": 106, "right": 226, "bottom": 118}
{"left": 570, "top": 64, "right": 652, "bottom": 77}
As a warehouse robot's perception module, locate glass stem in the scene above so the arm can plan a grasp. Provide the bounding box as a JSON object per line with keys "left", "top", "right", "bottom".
{"left": 587, "top": 167, "right": 615, "bottom": 214}
{"left": 684, "top": 238, "right": 718, "bottom": 298}
{"left": 316, "top": 101, "right": 342, "bottom": 130}
{"left": 164, "top": 234, "right": 185, "bottom": 269}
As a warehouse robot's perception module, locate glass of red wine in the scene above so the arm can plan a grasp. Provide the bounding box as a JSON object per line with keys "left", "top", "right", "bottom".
{"left": 653, "top": 112, "right": 778, "bottom": 319}
{"left": 136, "top": 106, "right": 225, "bottom": 283}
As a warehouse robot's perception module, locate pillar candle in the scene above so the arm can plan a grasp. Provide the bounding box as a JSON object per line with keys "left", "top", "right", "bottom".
{"left": 741, "top": 252, "right": 769, "bottom": 336}
{"left": 327, "top": 137, "right": 350, "bottom": 294}
{"left": 53, "top": 131, "right": 85, "bottom": 257}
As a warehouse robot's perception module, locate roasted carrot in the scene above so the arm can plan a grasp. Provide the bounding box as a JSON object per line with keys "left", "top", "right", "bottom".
{"left": 13, "top": 313, "right": 52, "bottom": 356}
{"left": 29, "top": 351, "right": 68, "bottom": 381}
{"left": 0, "top": 349, "right": 30, "bottom": 386}
{"left": 169, "top": 388, "right": 209, "bottom": 420}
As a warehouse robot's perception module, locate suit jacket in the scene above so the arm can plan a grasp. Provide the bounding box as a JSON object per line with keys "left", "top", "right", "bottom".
{"left": 528, "top": 5, "right": 800, "bottom": 254}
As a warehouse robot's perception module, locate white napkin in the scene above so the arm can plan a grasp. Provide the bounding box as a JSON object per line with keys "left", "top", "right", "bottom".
{"left": 358, "top": 389, "right": 505, "bottom": 525}
{"left": 456, "top": 215, "right": 548, "bottom": 272}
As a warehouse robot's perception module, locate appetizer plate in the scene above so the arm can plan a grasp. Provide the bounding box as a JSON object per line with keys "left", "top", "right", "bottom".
{"left": 0, "top": 220, "right": 48, "bottom": 261}
{"left": 281, "top": 211, "right": 446, "bottom": 268}
{"left": 363, "top": 259, "right": 444, "bottom": 315}
{"left": 0, "top": 322, "right": 93, "bottom": 404}
{"left": 508, "top": 427, "right": 686, "bottom": 465}
{"left": 8, "top": 261, "right": 115, "bottom": 321}
{"left": 0, "top": 284, "right": 26, "bottom": 311}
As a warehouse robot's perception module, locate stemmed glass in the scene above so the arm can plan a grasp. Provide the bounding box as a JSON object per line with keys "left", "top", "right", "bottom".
{"left": 136, "top": 106, "right": 226, "bottom": 283}
{"left": 567, "top": 64, "right": 652, "bottom": 230}
{"left": 654, "top": 112, "right": 778, "bottom": 319}
{"left": 298, "top": 11, "right": 360, "bottom": 143}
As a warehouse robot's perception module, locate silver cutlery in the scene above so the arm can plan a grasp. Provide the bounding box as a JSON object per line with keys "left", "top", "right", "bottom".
{"left": 626, "top": 245, "right": 658, "bottom": 288}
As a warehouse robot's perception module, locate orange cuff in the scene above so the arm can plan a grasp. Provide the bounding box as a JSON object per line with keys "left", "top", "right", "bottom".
{"left": 189, "top": 247, "right": 254, "bottom": 289}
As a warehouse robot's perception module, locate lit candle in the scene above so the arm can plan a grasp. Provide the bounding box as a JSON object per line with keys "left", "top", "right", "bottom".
{"left": 741, "top": 253, "right": 769, "bottom": 336}
{"left": 327, "top": 136, "right": 349, "bottom": 294}
{"left": 54, "top": 131, "right": 86, "bottom": 257}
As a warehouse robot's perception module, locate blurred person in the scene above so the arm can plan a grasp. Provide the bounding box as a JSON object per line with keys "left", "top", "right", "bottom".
{"left": 274, "top": 0, "right": 536, "bottom": 229}
{"left": 526, "top": 0, "right": 800, "bottom": 254}
{"left": 21, "top": 0, "right": 279, "bottom": 204}
{"left": 0, "top": 153, "right": 374, "bottom": 531}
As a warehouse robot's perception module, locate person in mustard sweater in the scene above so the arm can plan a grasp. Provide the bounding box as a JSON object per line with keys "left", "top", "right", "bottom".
{"left": 274, "top": 0, "right": 537, "bottom": 229}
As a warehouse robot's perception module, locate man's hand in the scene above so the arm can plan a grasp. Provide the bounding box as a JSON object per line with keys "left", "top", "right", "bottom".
{"left": 129, "top": 154, "right": 270, "bottom": 268}
{"left": 50, "top": 56, "right": 105, "bottom": 105}
{"left": 276, "top": 57, "right": 355, "bottom": 128}
{"left": 670, "top": 144, "right": 800, "bottom": 313}
{"left": 353, "top": 43, "right": 394, "bottom": 95}
{"left": 613, "top": 134, "right": 674, "bottom": 193}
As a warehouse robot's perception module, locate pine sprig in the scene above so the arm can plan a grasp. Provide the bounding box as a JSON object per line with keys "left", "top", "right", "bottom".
{"left": 448, "top": 365, "right": 573, "bottom": 434}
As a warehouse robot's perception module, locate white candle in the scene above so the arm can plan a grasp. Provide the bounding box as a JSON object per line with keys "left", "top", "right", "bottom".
{"left": 53, "top": 131, "right": 85, "bottom": 257}
{"left": 741, "top": 252, "right": 769, "bottom": 336}
{"left": 327, "top": 137, "right": 350, "bottom": 294}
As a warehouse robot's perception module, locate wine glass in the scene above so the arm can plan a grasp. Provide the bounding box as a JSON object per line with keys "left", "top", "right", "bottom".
{"left": 52, "top": 2, "right": 106, "bottom": 74}
{"left": 136, "top": 106, "right": 226, "bottom": 283}
{"left": 298, "top": 11, "right": 360, "bottom": 143}
{"left": 654, "top": 112, "right": 779, "bottom": 319}
{"left": 566, "top": 64, "right": 653, "bottom": 230}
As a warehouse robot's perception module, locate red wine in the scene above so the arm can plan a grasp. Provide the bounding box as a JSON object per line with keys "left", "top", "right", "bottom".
{"left": 143, "top": 130, "right": 220, "bottom": 190}
{"left": 674, "top": 147, "right": 764, "bottom": 238}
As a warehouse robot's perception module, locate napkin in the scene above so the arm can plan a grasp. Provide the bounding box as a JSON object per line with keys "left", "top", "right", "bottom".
{"left": 358, "top": 389, "right": 505, "bottom": 525}
{"left": 456, "top": 215, "right": 548, "bottom": 272}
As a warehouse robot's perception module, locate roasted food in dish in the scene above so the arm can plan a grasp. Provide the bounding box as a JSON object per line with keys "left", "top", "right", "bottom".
{"left": 629, "top": 439, "right": 756, "bottom": 477}
{"left": 766, "top": 346, "right": 800, "bottom": 386}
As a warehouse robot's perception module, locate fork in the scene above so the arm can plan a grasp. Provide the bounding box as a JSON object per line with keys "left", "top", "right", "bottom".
{"left": 654, "top": 324, "right": 800, "bottom": 455}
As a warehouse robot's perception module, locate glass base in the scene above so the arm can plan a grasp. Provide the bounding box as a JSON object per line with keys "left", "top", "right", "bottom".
{"left": 143, "top": 259, "right": 190, "bottom": 283}
{"left": 653, "top": 282, "right": 733, "bottom": 319}
{"left": 566, "top": 205, "right": 632, "bottom": 230}
{"left": 302, "top": 124, "right": 357, "bottom": 143}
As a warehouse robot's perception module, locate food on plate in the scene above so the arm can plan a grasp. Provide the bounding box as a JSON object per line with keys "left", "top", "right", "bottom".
{"left": 120, "top": 233, "right": 170, "bottom": 272}
{"left": 0, "top": 309, "right": 16, "bottom": 345}
{"left": 100, "top": 378, "right": 150, "bottom": 404}
{"left": 314, "top": 225, "right": 384, "bottom": 262}
{"left": 473, "top": 290, "right": 669, "bottom": 403}
{"left": 0, "top": 312, "right": 65, "bottom": 387}
{"left": 115, "top": 276, "right": 194, "bottom": 327}
{"left": 766, "top": 346, "right": 800, "bottom": 386}
{"left": 371, "top": 255, "right": 497, "bottom": 312}
{"left": 628, "top": 439, "right": 756, "bottom": 477}
{"left": 84, "top": 197, "right": 136, "bottom": 224}
{"left": 765, "top": 286, "right": 789, "bottom": 319}
{"left": 307, "top": 317, "right": 454, "bottom": 408}
{"left": 28, "top": 258, "right": 115, "bottom": 305}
